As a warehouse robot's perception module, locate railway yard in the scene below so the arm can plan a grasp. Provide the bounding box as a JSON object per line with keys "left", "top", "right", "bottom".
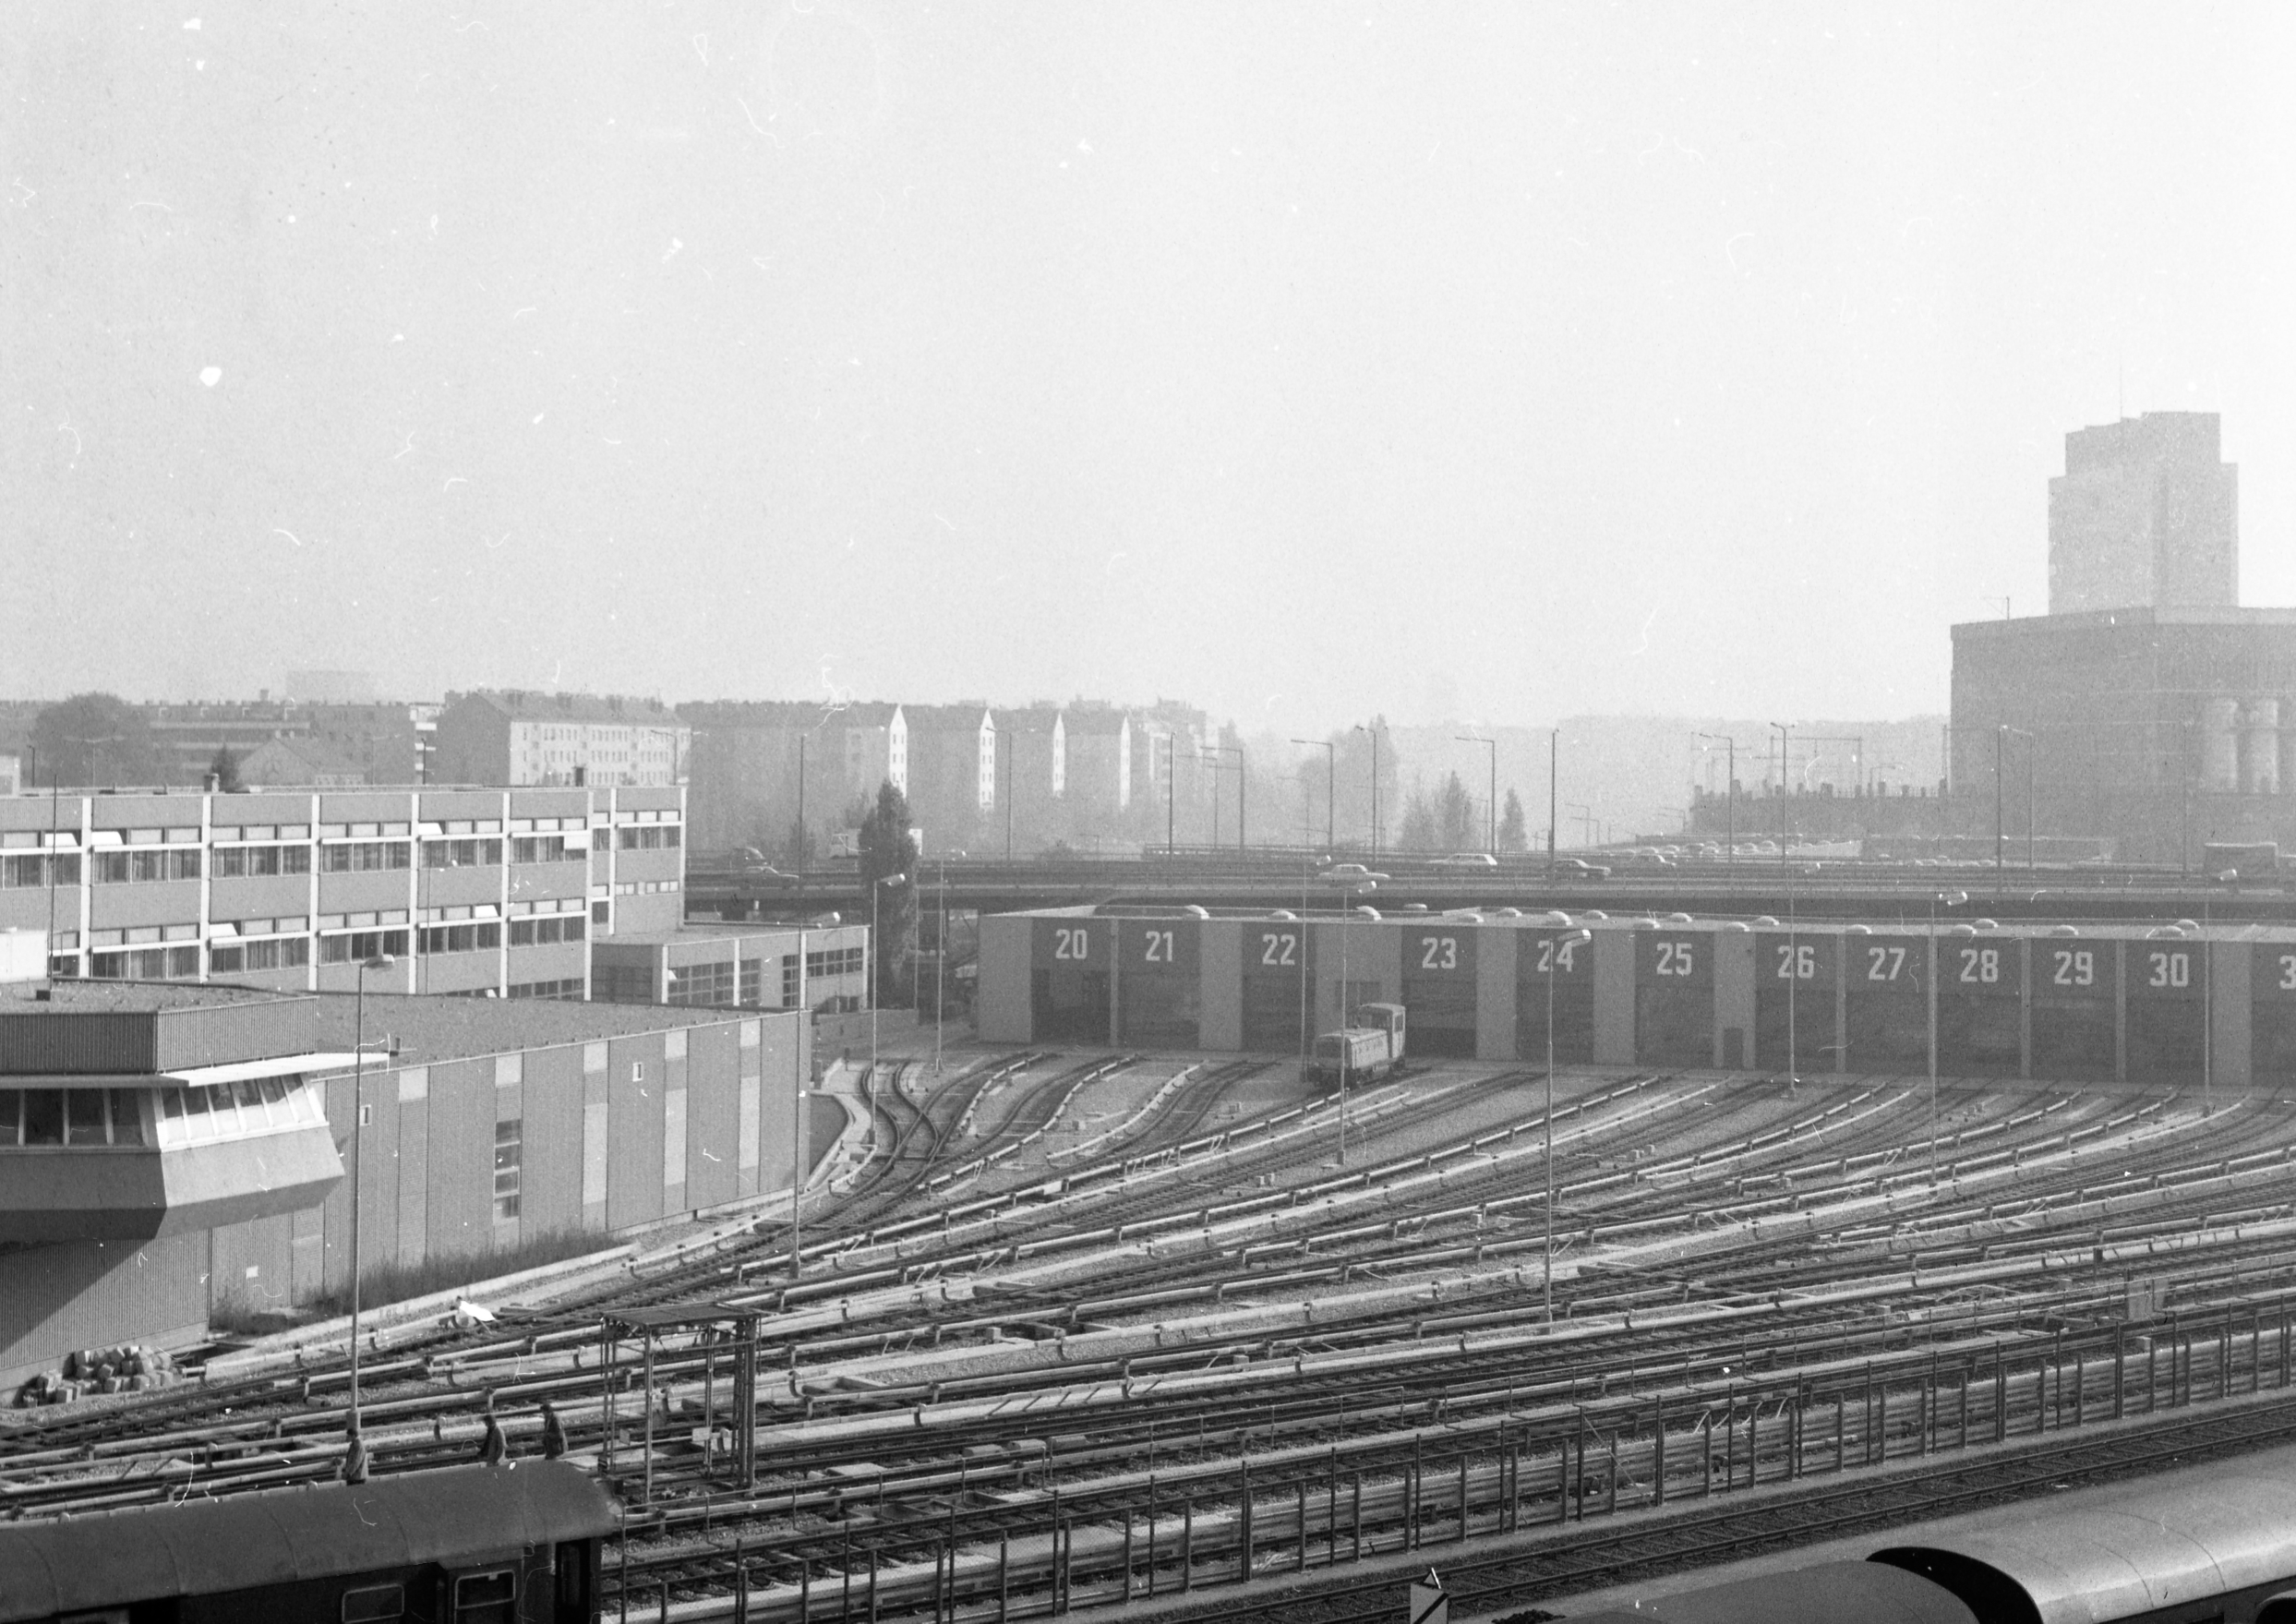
{"left": 12, "top": 1047, "right": 2296, "bottom": 1622}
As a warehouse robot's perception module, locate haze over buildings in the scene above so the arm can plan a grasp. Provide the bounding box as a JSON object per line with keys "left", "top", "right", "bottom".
{"left": 6, "top": 9, "right": 2296, "bottom": 730}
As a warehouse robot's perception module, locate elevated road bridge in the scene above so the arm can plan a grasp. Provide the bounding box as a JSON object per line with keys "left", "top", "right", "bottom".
{"left": 687, "top": 853, "right": 2291, "bottom": 926}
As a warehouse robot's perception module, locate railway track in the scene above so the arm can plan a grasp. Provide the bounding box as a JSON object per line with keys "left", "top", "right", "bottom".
{"left": 17, "top": 1050, "right": 2296, "bottom": 1624}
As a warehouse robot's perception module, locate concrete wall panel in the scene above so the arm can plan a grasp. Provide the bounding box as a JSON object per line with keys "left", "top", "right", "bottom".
{"left": 1593, "top": 931, "right": 1635, "bottom": 1064}
{"left": 978, "top": 914, "right": 1034, "bottom": 1041}
{"left": 521, "top": 1043, "right": 584, "bottom": 1237}
{"left": 686, "top": 1021, "right": 741, "bottom": 1212}
{"left": 1200, "top": 921, "right": 1244, "bottom": 1051}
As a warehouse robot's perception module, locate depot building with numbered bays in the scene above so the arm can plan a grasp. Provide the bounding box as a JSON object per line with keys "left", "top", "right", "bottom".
{"left": 979, "top": 906, "right": 2296, "bottom": 1089}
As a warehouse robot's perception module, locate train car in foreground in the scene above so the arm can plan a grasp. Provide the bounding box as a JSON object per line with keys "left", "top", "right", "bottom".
{"left": 0, "top": 1462, "right": 616, "bottom": 1624}
{"left": 1565, "top": 1442, "right": 2296, "bottom": 1624}
{"left": 1304, "top": 1002, "right": 1408, "bottom": 1089}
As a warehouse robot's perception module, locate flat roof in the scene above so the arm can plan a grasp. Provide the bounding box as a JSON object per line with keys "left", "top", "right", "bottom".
{"left": 0, "top": 982, "right": 296, "bottom": 1014}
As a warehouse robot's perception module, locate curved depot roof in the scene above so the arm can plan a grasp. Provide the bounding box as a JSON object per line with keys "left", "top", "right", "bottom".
{"left": 1871, "top": 1463, "right": 2296, "bottom": 1624}
{"left": 0, "top": 1462, "right": 616, "bottom": 1621}
{"left": 1567, "top": 1558, "right": 1975, "bottom": 1624}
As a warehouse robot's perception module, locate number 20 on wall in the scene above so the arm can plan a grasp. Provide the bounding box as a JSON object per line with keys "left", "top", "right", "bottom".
{"left": 1052, "top": 927, "right": 1090, "bottom": 960}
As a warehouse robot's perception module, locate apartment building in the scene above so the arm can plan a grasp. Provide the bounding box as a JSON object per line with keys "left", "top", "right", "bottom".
{"left": 433, "top": 692, "right": 690, "bottom": 788}
{"left": 0, "top": 784, "right": 686, "bottom": 999}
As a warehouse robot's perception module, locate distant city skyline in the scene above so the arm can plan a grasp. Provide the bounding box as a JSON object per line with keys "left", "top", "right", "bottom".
{"left": 7, "top": 6, "right": 2294, "bottom": 739}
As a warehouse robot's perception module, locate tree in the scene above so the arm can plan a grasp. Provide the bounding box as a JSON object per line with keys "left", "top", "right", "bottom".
{"left": 1497, "top": 788, "right": 1529, "bottom": 852}
{"left": 1398, "top": 786, "right": 1438, "bottom": 852}
{"left": 30, "top": 693, "right": 164, "bottom": 787}
{"left": 858, "top": 780, "right": 920, "bottom": 1004}
{"left": 1435, "top": 771, "right": 1476, "bottom": 851}
{"left": 207, "top": 746, "right": 242, "bottom": 793}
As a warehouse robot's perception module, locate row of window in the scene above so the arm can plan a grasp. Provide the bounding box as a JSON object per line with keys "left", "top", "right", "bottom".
{"left": 2, "top": 838, "right": 603, "bottom": 885}
{"left": 617, "top": 824, "right": 681, "bottom": 849}
{"left": 0, "top": 853, "right": 79, "bottom": 888}
{"left": 210, "top": 937, "right": 313, "bottom": 974}
{"left": 0, "top": 1089, "right": 145, "bottom": 1148}
{"left": 508, "top": 914, "right": 585, "bottom": 945}
{"left": 91, "top": 945, "right": 202, "bottom": 980}
{"left": 93, "top": 849, "right": 203, "bottom": 884}
{"left": 418, "top": 920, "right": 503, "bottom": 956}
{"left": 508, "top": 978, "right": 586, "bottom": 1001}
{"left": 321, "top": 929, "right": 411, "bottom": 963}
{"left": 324, "top": 840, "right": 412, "bottom": 872}
{"left": 157, "top": 1077, "right": 327, "bottom": 1147}
{"left": 212, "top": 843, "right": 313, "bottom": 877}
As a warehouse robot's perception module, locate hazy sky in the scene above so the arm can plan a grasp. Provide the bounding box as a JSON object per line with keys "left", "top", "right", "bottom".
{"left": 6, "top": 4, "right": 2293, "bottom": 734}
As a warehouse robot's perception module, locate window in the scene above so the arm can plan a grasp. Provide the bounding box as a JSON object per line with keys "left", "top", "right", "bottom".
{"left": 90, "top": 945, "right": 201, "bottom": 980}
{"left": 452, "top": 1570, "right": 517, "bottom": 1624}
{"left": 667, "top": 960, "right": 735, "bottom": 1006}
{"left": 806, "top": 946, "right": 866, "bottom": 979}
{"left": 508, "top": 914, "right": 584, "bottom": 946}
{"left": 507, "top": 978, "right": 585, "bottom": 1001}
{"left": 0, "top": 1089, "right": 142, "bottom": 1148}
{"left": 418, "top": 921, "right": 503, "bottom": 956}
{"left": 213, "top": 843, "right": 312, "bottom": 878}
{"left": 321, "top": 840, "right": 412, "bottom": 872}
{"left": 421, "top": 837, "right": 504, "bottom": 869}
{"left": 91, "top": 848, "right": 200, "bottom": 884}
{"left": 510, "top": 834, "right": 582, "bottom": 863}
{"left": 1, "top": 852, "right": 79, "bottom": 888}
{"left": 320, "top": 929, "right": 410, "bottom": 963}
{"left": 739, "top": 956, "right": 763, "bottom": 1005}
{"left": 615, "top": 824, "right": 680, "bottom": 850}
{"left": 341, "top": 1581, "right": 407, "bottom": 1621}
{"left": 493, "top": 1120, "right": 522, "bottom": 1221}
{"left": 210, "top": 936, "right": 311, "bottom": 975}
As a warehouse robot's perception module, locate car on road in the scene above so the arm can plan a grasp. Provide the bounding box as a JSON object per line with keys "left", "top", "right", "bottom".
{"left": 1551, "top": 857, "right": 1612, "bottom": 879}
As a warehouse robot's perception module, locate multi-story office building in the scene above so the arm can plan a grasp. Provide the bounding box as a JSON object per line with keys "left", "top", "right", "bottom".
{"left": 591, "top": 922, "right": 871, "bottom": 1014}
{"left": 0, "top": 784, "right": 686, "bottom": 997}
{"left": 2049, "top": 411, "right": 2239, "bottom": 615}
{"left": 433, "top": 692, "right": 690, "bottom": 789}
{"left": 1954, "top": 413, "right": 2296, "bottom": 861}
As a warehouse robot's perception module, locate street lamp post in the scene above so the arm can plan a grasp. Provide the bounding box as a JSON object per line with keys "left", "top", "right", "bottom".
{"left": 1544, "top": 927, "right": 1592, "bottom": 1324}
{"left": 348, "top": 952, "right": 396, "bottom": 1445}
{"left": 1769, "top": 723, "right": 1792, "bottom": 869}
{"left": 1999, "top": 726, "right": 2037, "bottom": 871}
{"left": 1457, "top": 734, "right": 1497, "bottom": 854}
{"left": 871, "top": 874, "right": 908, "bottom": 1082}
{"left": 1323, "top": 868, "right": 1384, "bottom": 1165}
{"left": 934, "top": 861, "right": 947, "bottom": 1074}
{"left": 1694, "top": 733, "right": 1738, "bottom": 864}
{"left": 1927, "top": 890, "right": 1968, "bottom": 1185}
{"left": 1292, "top": 738, "right": 1335, "bottom": 849}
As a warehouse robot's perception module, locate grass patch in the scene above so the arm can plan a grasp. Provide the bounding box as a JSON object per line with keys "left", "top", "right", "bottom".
{"left": 302, "top": 1228, "right": 615, "bottom": 1320}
